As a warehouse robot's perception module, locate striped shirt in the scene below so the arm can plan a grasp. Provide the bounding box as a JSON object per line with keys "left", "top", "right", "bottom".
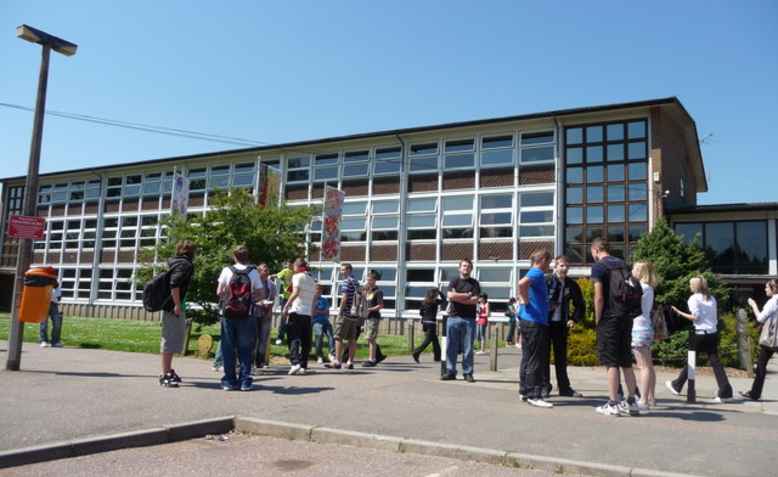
{"left": 339, "top": 275, "right": 357, "bottom": 311}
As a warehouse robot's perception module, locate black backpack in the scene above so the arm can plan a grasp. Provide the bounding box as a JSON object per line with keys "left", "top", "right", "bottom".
{"left": 605, "top": 261, "right": 643, "bottom": 319}
{"left": 223, "top": 266, "right": 254, "bottom": 320}
{"left": 143, "top": 270, "right": 171, "bottom": 312}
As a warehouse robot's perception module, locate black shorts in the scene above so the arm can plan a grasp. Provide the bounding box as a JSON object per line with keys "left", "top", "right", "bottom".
{"left": 597, "top": 317, "right": 633, "bottom": 368}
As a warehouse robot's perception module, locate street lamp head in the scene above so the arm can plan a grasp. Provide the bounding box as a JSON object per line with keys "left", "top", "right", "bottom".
{"left": 16, "top": 24, "right": 77, "bottom": 56}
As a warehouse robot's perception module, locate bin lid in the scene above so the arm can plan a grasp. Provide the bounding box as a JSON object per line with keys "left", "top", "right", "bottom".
{"left": 25, "top": 266, "right": 58, "bottom": 279}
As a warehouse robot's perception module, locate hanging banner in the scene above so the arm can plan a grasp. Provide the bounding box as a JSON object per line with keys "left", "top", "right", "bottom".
{"left": 321, "top": 185, "right": 345, "bottom": 262}
{"left": 7, "top": 215, "right": 46, "bottom": 240}
{"left": 258, "top": 162, "right": 281, "bottom": 207}
{"left": 171, "top": 173, "right": 190, "bottom": 216}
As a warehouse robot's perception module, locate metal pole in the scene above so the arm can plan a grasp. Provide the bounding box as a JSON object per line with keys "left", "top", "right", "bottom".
{"left": 7, "top": 45, "right": 51, "bottom": 371}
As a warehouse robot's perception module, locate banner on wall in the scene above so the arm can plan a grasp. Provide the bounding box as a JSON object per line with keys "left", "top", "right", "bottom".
{"left": 171, "top": 173, "right": 190, "bottom": 216}
{"left": 258, "top": 162, "right": 281, "bottom": 207}
{"left": 321, "top": 185, "right": 346, "bottom": 262}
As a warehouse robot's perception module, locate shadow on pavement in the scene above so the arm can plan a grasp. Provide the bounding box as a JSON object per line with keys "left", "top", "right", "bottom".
{"left": 187, "top": 380, "right": 335, "bottom": 395}
{"left": 646, "top": 411, "right": 726, "bottom": 422}
{"left": 21, "top": 370, "right": 157, "bottom": 379}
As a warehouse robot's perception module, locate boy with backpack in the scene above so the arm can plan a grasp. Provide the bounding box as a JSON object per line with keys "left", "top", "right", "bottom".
{"left": 590, "top": 239, "right": 643, "bottom": 417}
{"left": 216, "top": 245, "right": 262, "bottom": 391}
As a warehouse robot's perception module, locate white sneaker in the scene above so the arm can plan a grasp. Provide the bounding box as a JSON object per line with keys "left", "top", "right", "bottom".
{"left": 665, "top": 381, "right": 681, "bottom": 396}
{"left": 711, "top": 396, "right": 728, "bottom": 404}
{"left": 527, "top": 398, "right": 554, "bottom": 408}
{"left": 637, "top": 402, "right": 650, "bottom": 414}
{"left": 317, "top": 357, "right": 324, "bottom": 365}
{"left": 39, "top": 342, "right": 50, "bottom": 348}
{"left": 618, "top": 400, "right": 640, "bottom": 416}
{"left": 297, "top": 367, "right": 307, "bottom": 376}
{"left": 596, "top": 402, "right": 621, "bottom": 417}
{"left": 288, "top": 364, "right": 302, "bottom": 375}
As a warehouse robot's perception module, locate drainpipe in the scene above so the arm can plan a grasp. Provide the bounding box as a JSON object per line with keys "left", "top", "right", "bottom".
{"left": 395, "top": 134, "right": 408, "bottom": 322}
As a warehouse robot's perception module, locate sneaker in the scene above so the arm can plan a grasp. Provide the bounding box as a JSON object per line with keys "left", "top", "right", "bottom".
{"left": 596, "top": 402, "right": 620, "bottom": 417}
{"left": 51, "top": 342, "right": 64, "bottom": 348}
{"left": 39, "top": 342, "right": 50, "bottom": 348}
{"left": 527, "top": 398, "right": 554, "bottom": 408}
{"left": 346, "top": 362, "right": 354, "bottom": 370}
{"left": 297, "top": 368, "right": 307, "bottom": 376}
{"left": 519, "top": 394, "right": 528, "bottom": 402}
{"left": 159, "top": 373, "right": 179, "bottom": 388}
{"left": 222, "top": 383, "right": 238, "bottom": 391}
{"left": 464, "top": 374, "right": 475, "bottom": 383}
{"left": 711, "top": 396, "right": 729, "bottom": 404}
{"left": 169, "top": 370, "right": 182, "bottom": 384}
{"left": 288, "top": 364, "right": 302, "bottom": 375}
{"left": 412, "top": 352, "right": 420, "bottom": 364}
{"left": 317, "top": 357, "right": 324, "bottom": 365}
{"left": 441, "top": 373, "right": 456, "bottom": 381}
{"left": 618, "top": 399, "right": 640, "bottom": 417}
{"left": 375, "top": 352, "right": 387, "bottom": 364}
{"left": 637, "top": 401, "right": 650, "bottom": 414}
{"left": 362, "top": 360, "right": 377, "bottom": 368}
{"left": 559, "top": 389, "right": 583, "bottom": 398}
{"left": 665, "top": 381, "right": 681, "bottom": 396}
{"left": 740, "top": 391, "right": 758, "bottom": 401}
{"left": 240, "top": 382, "right": 253, "bottom": 392}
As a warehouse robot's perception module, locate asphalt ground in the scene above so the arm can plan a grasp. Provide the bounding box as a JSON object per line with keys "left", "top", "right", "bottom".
{"left": 1, "top": 341, "right": 777, "bottom": 476}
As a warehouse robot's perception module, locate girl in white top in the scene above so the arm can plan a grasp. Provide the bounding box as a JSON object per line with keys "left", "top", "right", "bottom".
{"left": 667, "top": 276, "right": 733, "bottom": 402}
{"left": 631, "top": 262, "right": 656, "bottom": 410}
{"left": 741, "top": 279, "right": 778, "bottom": 401}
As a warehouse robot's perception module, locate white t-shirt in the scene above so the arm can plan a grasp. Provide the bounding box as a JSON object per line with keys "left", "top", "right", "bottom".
{"left": 756, "top": 295, "right": 778, "bottom": 324}
{"left": 217, "top": 264, "right": 261, "bottom": 299}
{"left": 688, "top": 293, "right": 717, "bottom": 333}
{"left": 289, "top": 272, "right": 317, "bottom": 316}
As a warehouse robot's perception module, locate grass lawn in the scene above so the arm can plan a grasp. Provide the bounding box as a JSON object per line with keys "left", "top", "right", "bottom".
{"left": 0, "top": 313, "right": 419, "bottom": 360}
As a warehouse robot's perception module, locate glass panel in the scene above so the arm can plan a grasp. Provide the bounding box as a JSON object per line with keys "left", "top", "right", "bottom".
{"left": 287, "top": 157, "right": 310, "bottom": 168}
{"left": 478, "top": 268, "right": 511, "bottom": 282}
{"left": 587, "top": 166, "right": 604, "bottom": 183}
{"left": 481, "top": 212, "right": 512, "bottom": 225}
{"left": 442, "top": 195, "right": 473, "bottom": 211}
{"left": 522, "top": 131, "right": 554, "bottom": 145}
{"left": 608, "top": 204, "right": 625, "bottom": 223}
{"left": 586, "top": 146, "right": 603, "bottom": 163}
{"left": 607, "top": 184, "right": 626, "bottom": 202}
{"left": 373, "top": 200, "right": 399, "bottom": 214}
{"left": 407, "top": 214, "right": 436, "bottom": 228}
{"left": 566, "top": 128, "right": 583, "bottom": 145}
{"left": 566, "top": 167, "right": 583, "bottom": 184}
{"left": 586, "top": 126, "right": 603, "bottom": 143}
{"left": 628, "top": 182, "right": 648, "bottom": 201}
{"left": 705, "top": 222, "right": 735, "bottom": 273}
{"left": 371, "top": 268, "right": 397, "bottom": 282}
{"left": 566, "top": 147, "right": 583, "bottom": 165}
{"left": 587, "top": 186, "right": 603, "bottom": 203}
{"left": 407, "top": 197, "right": 437, "bottom": 212}
{"left": 521, "top": 191, "right": 554, "bottom": 207}
{"left": 628, "top": 162, "right": 647, "bottom": 180}
{"left": 375, "top": 147, "right": 401, "bottom": 160}
{"left": 629, "top": 223, "right": 648, "bottom": 242}
{"left": 520, "top": 225, "right": 554, "bottom": 237}
{"left": 342, "top": 201, "right": 367, "bottom": 214}
{"left": 408, "top": 229, "right": 437, "bottom": 240}
{"left": 411, "top": 143, "right": 438, "bottom": 155}
{"left": 675, "top": 222, "right": 703, "bottom": 244}
{"left": 440, "top": 267, "right": 460, "bottom": 282}
{"left": 522, "top": 146, "right": 554, "bottom": 163}
{"left": 443, "top": 214, "right": 472, "bottom": 226}
{"left": 287, "top": 170, "right": 309, "bottom": 182}
{"left": 374, "top": 160, "right": 402, "bottom": 174}
{"left": 410, "top": 157, "right": 438, "bottom": 171}
{"left": 586, "top": 227, "right": 604, "bottom": 241}
{"left": 482, "top": 135, "right": 513, "bottom": 149}
{"left": 587, "top": 206, "right": 604, "bottom": 224}
{"left": 314, "top": 167, "right": 338, "bottom": 180}
{"left": 344, "top": 151, "right": 369, "bottom": 162}
{"left": 446, "top": 139, "right": 474, "bottom": 152}
{"left": 628, "top": 121, "right": 646, "bottom": 139}
{"left": 315, "top": 153, "right": 339, "bottom": 165}
{"left": 607, "top": 144, "right": 624, "bottom": 162}
{"left": 521, "top": 210, "right": 553, "bottom": 223}
{"left": 480, "top": 149, "right": 513, "bottom": 166}
{"left": 343, "top": 164, "right": 369, "bottom": 177}
{"left": 607, "top": 123, "right": 624, "bottom": 141}
{"left": 628, "top": 142, "right": 647, "bottom": 160}
{"left": 607, "top": 164, "right": 625, "bottom": 182}
{"left": 373, "top": 216, "right": 398, "bottom": 229}
{"left": 566, "top": 226, "right": 585, "bottom": 242}
{"left": 566, "top": 186, "right": 582, "bottom": 205}
{"left": 341, "top": 217, "right": 366, "bottom": 230}
{"left": 407, "top": 269, "right": 435, "bottom": 282}
{"left": 481, "top": 286, "right": 511, "bottom": 300}
{"left": 481, "top": 195, "right": 512, "bottom": 209}
{"left": 566, "top": 207, "right": 583, "bottom": 225}
{"left": 445, "top": 153, "right": 474, "bottom": 168}
{"left": 628, "top": 203, "right": 648, "bottom": 221}
{"left": 736, "top": 221, "right": 768, "bottom": 273}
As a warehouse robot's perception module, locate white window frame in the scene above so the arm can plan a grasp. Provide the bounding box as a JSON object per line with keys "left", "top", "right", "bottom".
{"left": 441, "top": 194, "right": 474, "bottom": 241}
{"left": 373, "top": 146, "right": 402, "bottom": 176}
{"left": 313, "top": 153, "right": 340, "bottom": 183}
{"left": 286, "top": 155, "right": 311, "bottom": 184}
{"left": 443, "top": 137, "right": 475, "bottom": 170}
{"left": 479, "top": 193, "right": 514, "bottom": 240}
{"left": 519, "top": 129, "right": 556, "bottom": 165}
{"left": 342, "top": 150, "right": 370, "bottom": 179}
{"left": 408, "top": 142, "right": 440, "bottom": 174}
{"left": 479, "top": 133, "right": 516, "bottom": 169}
{"left": 518, "top": 190, "right": 555, "bottom": 240}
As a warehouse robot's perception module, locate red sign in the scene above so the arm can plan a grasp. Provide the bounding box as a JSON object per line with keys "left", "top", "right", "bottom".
{"left": 7, "top": 215, "right": 46, "bottom": 240}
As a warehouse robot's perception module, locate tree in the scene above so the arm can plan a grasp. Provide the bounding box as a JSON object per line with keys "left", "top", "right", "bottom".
{"left": 137, "top": 189, "right": 316, "bottom": 326}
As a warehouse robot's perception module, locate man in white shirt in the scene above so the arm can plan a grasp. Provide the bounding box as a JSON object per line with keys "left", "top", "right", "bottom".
{"left": 39, "top": 286, "right": 63, "bottom": 348}
{"left": 216, "top": 245, "right": 262, "bottom": 391}
{"left": 282, "top": 257, "right": 317, "bottom": 375}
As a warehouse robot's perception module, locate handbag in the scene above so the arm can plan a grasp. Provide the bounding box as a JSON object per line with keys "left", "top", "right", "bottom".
{"left": 759, "top": 316, "right": 778, "bottom": 349}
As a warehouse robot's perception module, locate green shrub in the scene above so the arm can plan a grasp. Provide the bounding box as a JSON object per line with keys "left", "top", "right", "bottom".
{"left": 567, "top": 326, "right": 598, "bottom": 366}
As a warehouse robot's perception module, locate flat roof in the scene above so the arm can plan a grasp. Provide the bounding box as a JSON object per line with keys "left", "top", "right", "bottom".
{"left": 1, "top": 96, "right": 695, "bottom": 183}
{"left": 670, "top": 202, "right": 778, "bottom": 214}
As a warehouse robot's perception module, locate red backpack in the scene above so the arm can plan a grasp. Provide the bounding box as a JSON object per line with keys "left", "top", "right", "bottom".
{"left": 223, "top": 266, "right": 254, "bottom": 319}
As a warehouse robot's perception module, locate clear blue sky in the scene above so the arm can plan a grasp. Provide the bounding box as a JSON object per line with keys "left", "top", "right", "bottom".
{"left": 1, "top": 1, "right": 776, "bottom": 205}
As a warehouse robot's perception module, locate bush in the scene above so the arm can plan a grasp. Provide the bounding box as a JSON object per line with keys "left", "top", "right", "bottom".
{"left": 567, "top": 326, "right": 598, "bottom": 366}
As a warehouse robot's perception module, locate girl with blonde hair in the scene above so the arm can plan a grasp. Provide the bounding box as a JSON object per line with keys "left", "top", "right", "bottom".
{"left": 631, "top": 261, "right": 657, "bottom": 411}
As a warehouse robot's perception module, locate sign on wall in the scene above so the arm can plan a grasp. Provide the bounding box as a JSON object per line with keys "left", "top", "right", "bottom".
{"left": 321, "top": 185, "right": 345, "bottom": 262}
{"left": 7, "top": 215, "right": 46, "bottom": 240}
{"left": 171, "top": 173, "right": 190, "bottom": 216}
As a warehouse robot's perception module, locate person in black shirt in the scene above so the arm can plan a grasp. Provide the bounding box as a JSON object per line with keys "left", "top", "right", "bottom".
{"left": 159, "top": 240, "right": 195, "bottom": 388}
{"left": 362, "top": 270, "right": 385, "bottom": 367}
{"left": 413, "top": 288, "right": 445, "bottom": 363}
{"left": 443, "top": 258, "right": 480, "bottom": 383}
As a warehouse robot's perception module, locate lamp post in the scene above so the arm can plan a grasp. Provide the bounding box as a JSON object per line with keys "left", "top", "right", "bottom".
{"left": 6, "top": 25, "right": 77, "bottom": 371}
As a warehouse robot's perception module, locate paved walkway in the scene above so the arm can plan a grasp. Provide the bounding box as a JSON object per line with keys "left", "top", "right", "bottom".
{"left": 1, "top": 342, "right": 777, "bottom": 477}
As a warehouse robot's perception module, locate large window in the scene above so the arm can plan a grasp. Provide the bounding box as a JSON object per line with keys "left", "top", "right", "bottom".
{"left": 340, "top": 201, "right": 367, "bottom": 242}
{"left": 374, "top": 147, "right": 402, "bottom": 175}
{"left": 564, "top": 119, "right": 648, "bottom": 263}
{"left": 371, "top": 199, "right": 399, "bottom": 241}
{"left": 479, "top": 194, "right": 513, "bottom": 239}
{"left": 343, "top": 150, "right": 370, "bottom": 178}
{"left": 405, "top": 267, "right": 436, "bottom": 310}
{"left": 675, "top": 221, "right": 769, "bottom": 274}
{"left": 477, "top": 267, "right": 513, "bottom": 313}
{"left": 444, "top": 139, "right": 475, "bottom": 169}
{"left": 480, "top": 134, "right": 514, "bottom": 168}
{"left": 441, "top": 195, "right": 474, "bottom": 239}
{"left": 519, "top": 191, "right": 555, "bottom": 239}
{"left": 286, "top": 156, "right": 310, "bottom": 183}
{"left": 314, "top": 154, "right": 339, "bottom": 182}
{"left": 520, "top": 131, "right": 555, "bottom": 164}
{"left": 407, "top": 197, "right": 437, "bottom": 240}
{"left": 409, "top": 143, "right": 439, "bottom": 173}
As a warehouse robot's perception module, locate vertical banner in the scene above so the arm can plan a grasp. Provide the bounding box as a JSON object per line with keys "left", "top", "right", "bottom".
{"left": 171, "top": 173, "right": 190, "bottom": 216}
{"left": 322, "top": 184, "right": 346, "bottom": 262}
{"left": 257, "top": 162, "right": 281, "bottom": 207}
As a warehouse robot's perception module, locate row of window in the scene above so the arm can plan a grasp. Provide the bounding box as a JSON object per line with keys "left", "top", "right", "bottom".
{"left": 675, "top": 221, "right": 770, "bottom": 275}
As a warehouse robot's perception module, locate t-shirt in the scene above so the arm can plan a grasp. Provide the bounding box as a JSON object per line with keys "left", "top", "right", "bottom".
{"left": 289, "top": 272, "right": 317, "bottom": 316}
{"left": 448, "top": 277, "right": 481, "bottom": 320}
{"left": 519, "top": 267, "right": 549, "bottom": 325}
{"left": 756, "top": 295, "right": 778, "bottom": 324}
{"left": 276, "top": 268, "right": 294, "bottom": 300}
{"left": 339, "top": 275, "right": 358, "bottom": 311}
{"left": 590, "top": 255, "right": 627, "bottom": 319}
{"left": 688, "top": 293, "right": 717, "bottom": 333}
{"left": 366, "top": 286, "right": 384, "bottom": 320}
{"left": 313, "top": 296, "right": 330, "bottom": 325}
{"left": 217, "top": 264, "right": 261, "bottom": 299}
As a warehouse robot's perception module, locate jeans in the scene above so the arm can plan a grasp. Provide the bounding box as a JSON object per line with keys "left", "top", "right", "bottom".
{"left": 445, "top": 316, "right": 475, "bottom": 376}
{"left": 414, "top": 325, "right": 441, "bottom": 361}
{"left": 287, "top": 313, "right": 312, "bottom": 369}
{"left": 672, "top": 332, "right": 732, "bottom": 399}
{"left": 39, "top": 303, "right": 62, "bottom": 344}
{"left": 519, "top": 320, "right": 549, "bottom": 399}
{"left": 543, "top": 321, "right": 572, "bottom": 393}
{"left": 221, "top": 316, "right": 257, "bottom": 388}
{"left": 313, "top": 320, "right": 335, "bottom": 360}
{"left": 506, "top": 316, "right": 517, "bottom": 343}
{"left": 749, "top": 345, "right": 776, "bottom": 400}
{"left": 255, "top": 315, "right": 273, "bottom": 366}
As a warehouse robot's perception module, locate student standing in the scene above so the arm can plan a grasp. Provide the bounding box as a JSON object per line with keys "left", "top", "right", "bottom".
{"left": 413, "top": 288, "right": 444, "bottom": 363}
{"left": 159, "top": 240, "right": 195, "bottom": 388}
{"left": 331, "top": 263, "right": 360, "bottom": 370}
{"left": 543, "top": 255, "right": 585, "bottom": 398}
{"left": 443, "top": 258, "right": 480, "bottom": 383}
{"left": 476, "top": 294, "right": 489, "bottom": 354}
{"left": 362, "top": 270, "right": 385, "bottom": 367}
{"left": 312, "top": 284, "right": 335, "bottom": 365}
{"left": 39, "top": 286, "right": 63, "bottom": 348}
{"left": 517, "top": 249, "right": 553, "bottom": 408}
{"left": 273, "top": 260, "right": 295, "bottom": 345}
{"left": 631, "top": 261, "right": 657, "bottom": 411}
{"left": 254, "top": 263, "right": 277, "bottom": 370}
{"left": 282, "top": 258, "right": 317, "bottom": 375}
{"left": 741, "top": 279, "right": 778, "bottom": 401}
{"left": 667, "top": 276, "right": 733, "bottom": 403}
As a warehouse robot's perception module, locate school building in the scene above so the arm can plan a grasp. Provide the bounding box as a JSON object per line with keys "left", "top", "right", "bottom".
{"left": 1, "top": 97, "right": 776, "bottom": 317}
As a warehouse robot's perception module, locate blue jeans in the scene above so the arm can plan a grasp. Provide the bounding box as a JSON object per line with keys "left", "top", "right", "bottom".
{"left": 445, "top": 316, "right": 475, "bottom": 376}
{"left": 221, "top": 316, "right": 257, "bottom": 388}
{"left": 39, "top": 303, "right": 62, "bottom": 344}
{"left": 313, "top": 320, "right": 335, "bottom": 359}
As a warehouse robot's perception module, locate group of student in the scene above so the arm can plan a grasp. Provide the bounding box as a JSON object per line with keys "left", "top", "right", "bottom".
{"left": 151, "top": 239, "right": 778, "bottom": 409}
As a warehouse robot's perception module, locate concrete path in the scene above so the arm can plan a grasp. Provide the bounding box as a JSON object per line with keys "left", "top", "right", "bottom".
{"left": 1, "top": 342, "right": 777, "bottom": 477}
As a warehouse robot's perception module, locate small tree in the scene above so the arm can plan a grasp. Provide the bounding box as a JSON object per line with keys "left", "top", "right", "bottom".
{"left": 137, "top": 189, "right": 316, "bottom": 326}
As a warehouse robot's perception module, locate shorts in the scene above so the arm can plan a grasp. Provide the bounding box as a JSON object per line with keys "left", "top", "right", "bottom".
{"left": 161, "top": 309, "right": 187, "bottom": 354}
{"left": 364, "top": 318, "right": 380, "bottom": 341}
{"left": 334, "top": 313, "right": 361, "bottom": 342}
{"left": 597, "top": 317, "right": 633, "bottom": 368}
